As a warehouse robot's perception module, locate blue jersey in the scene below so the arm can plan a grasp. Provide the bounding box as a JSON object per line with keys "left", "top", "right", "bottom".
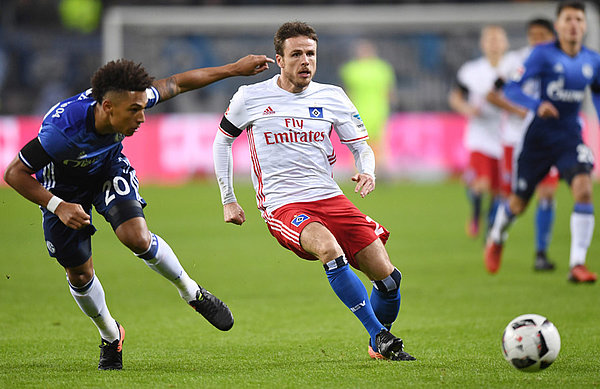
{"left": 35, "top": 87, "right": 160, "bottom": 187}
{"left": 505, "top": 41, "right": 600, "bottom": 125}
{"left": 503, "top": 41, "right": 599, "bottom": 199}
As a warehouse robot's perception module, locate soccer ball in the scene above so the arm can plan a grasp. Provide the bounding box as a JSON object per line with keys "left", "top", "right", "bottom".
{"left": 501, "top": 313, "right": 561, "bottom": 372}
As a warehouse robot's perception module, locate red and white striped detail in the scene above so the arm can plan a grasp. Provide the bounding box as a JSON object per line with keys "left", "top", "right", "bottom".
{"left": 264, "top": 214, "right": 301, "bottom": 245}
{"left": 247, "top": 128, "right": 267, "bottom": 212}
{"left": 218, "top": 126, "right": 236, "bottom": 138}
{"left": 340, "top": 135, "right": 369, "bottom": 143}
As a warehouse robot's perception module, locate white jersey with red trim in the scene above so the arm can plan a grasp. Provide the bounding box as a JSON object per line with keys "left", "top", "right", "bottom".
{"left": 456, "top": 56, "right": 506, "bottom": 159}
{"left": 218, "top": 75, "right": 370, "bottom": 215}
{"left": 501, "top": 46, "right": 540, "bottom": 146}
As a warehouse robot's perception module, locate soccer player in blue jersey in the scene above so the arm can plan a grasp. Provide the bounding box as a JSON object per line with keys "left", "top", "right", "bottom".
{"left": 485, "top": 1, "right": 599, "bottom": 283}
{"left": 3, "top": 54, "right": 274, "bottom": 369}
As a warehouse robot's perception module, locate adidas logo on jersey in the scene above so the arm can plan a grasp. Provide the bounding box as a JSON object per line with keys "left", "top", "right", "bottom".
{"left": 263, "top": 106, "right": 275, "bottom": 115}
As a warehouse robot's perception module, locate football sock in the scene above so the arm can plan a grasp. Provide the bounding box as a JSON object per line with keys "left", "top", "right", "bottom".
{"left": 535, "top": 198, "right": 555, "bottom": 253}
{"left": 369, "top": 268, "right": 402, "bottom": 347}
{"left": 466, "top": 188, "right": 482, "bottom": 223}
{"left": 370, "top": 268, "right": 402, "bottom": 329}
{"left": 489, "top": 201, "right": 515, "bottom": 244}
{"left": 68, "top": 274, "right": 120, "bottom": 342}
{"left": 569, "top": 203, "right": 594, "bottom": 268}
{"left": 136, "top": 233, "right": 198, "bottom": 302}
{"left": 487, "top": 196, "right": 502, "bottom": 231}
{"left": 324, "top": 255, "right": 384, "bottom": 341}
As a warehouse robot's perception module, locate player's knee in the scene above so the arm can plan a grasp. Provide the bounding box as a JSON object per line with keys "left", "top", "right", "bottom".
{"left": 123, "top": 229, "right": 151, "bottom": 253}
{"left": 314, "top": 240, "right": 343, "bottom": 263}
{"left": 66, "top": 267, "right": 94, "bottom": 287}
{"left": 508, "top": 196, "right": 527, "bottom": 216}
{"left": 372, "top": 268, "right": 402, "bottom": 296}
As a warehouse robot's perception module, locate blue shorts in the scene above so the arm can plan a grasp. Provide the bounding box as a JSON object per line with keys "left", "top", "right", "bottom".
{"left": 41, "top": 154, "right": 146, "bottom": 268}
{"left": 513, "top": 119, "right": 594, "bottom": 200}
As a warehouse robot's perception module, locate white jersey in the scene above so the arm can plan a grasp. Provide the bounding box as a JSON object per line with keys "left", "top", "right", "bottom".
{"left": 456, "top": 56, "right": 507, "bottom": 159}
{"left": 501, "top": 46, "right": 541, "bottom": 146}
{"left": 215, "top": 75, "right": 372, "bottom": 216}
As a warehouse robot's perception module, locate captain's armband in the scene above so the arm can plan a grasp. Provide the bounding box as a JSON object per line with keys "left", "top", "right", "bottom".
{"left": 19, "top": 137, "right": 52, "bottom": 172}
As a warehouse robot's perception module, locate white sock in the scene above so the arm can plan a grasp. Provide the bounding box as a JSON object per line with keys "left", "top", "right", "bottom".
{"left": 69, "top": 274, "right": 119, "bottom": 342}
{"left": 136, "top": 233, "right": 198, "bottom": 302}
{"left": 489, "top": 202, "right": 514, "bottom": 244}
{"left": 570, "top": 208, "right": 595, "bottom": 268}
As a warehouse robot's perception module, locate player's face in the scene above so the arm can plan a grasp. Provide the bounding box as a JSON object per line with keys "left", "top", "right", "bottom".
{"left": 105, "top": 91, "right": 148, "bottom": 137}
{"left": 480, "top": 27, "right": 508, "bottom": 59}
{"left": 527, "top": 25, "right": 554, "bottom": 46}
{"left": 555, "top": 7, "right": 586, "bottom": 46}
{"left": 276, "top": 36, "right": 317, "bottom": 93}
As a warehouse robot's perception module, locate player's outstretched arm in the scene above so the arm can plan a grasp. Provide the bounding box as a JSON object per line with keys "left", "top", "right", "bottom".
{"left": 3, "top": 156, "right": 91, "bottom": 230}
{"left": 154, "top": 55, "right": 274, "bottom": 103}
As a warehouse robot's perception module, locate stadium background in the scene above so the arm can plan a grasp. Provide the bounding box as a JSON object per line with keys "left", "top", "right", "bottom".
{"left": 1, "top": 2, "right": 600, "bottom": 386}
{"left": 0, "top": 0, "right": 599, "bottom": 183}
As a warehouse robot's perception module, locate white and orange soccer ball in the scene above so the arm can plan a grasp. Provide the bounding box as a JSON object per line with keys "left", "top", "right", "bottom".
{"left": 501, "top": 314, "right": 561, "bottom": 372}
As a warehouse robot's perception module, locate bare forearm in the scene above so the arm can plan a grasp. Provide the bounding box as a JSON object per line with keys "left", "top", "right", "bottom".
{"left": 153, "top": 65, "right": 236, "bottom": 102}
{"left": 4, "top": 157, "right": 52, "bottom": 208}
{"left": 153, "top": 54, "right": 274, "bottom": 103}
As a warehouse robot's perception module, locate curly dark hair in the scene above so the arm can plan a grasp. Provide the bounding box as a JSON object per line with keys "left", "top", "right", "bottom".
{"left": 274, "top": 21, "right": 318, "bottom": 56}
{"left": 91, "top": 59, "right": 154, "bottom": 103}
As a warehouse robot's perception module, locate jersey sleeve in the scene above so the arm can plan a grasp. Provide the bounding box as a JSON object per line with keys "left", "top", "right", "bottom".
{"left": 145, "top": 86, "right": 160, "bottom": 109}
{"left": 37, "top": 123, "right": 72, "bottom": 161}
{"left": 455, "top": 64, "right": 470, "bottom": 95}
{"left": 592, "top": 56, "right": 600, "bottom": 119}
{"left": 220, "top": 87, "right": 251, "bottom": 137}
{"left": 504, "top": 46, "right": 546, "bottom": 111}
{"left": 332, "top": 88, "right": 369, "bottom": 144}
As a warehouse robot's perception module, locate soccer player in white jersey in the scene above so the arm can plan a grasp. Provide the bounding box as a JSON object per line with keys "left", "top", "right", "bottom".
{"left": 486, "top": 19, "right": 559, "bottom": 271}
{"left": 4, "top": 54, "right": 274, "bottom": 369}
{"left": 448, "top": 25, "right": 509, "bottom": 240}
{"left": 213, "top": 21, "right": 415, "bottom": 361}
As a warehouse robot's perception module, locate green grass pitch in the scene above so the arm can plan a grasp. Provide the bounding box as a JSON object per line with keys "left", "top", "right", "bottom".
{"left": 0, "top": 180, "right": 598, "bottom": 387}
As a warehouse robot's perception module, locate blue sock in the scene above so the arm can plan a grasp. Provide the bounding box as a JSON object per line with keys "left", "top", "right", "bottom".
{"left": 370, "top": 268, "right": 402, "bottom": 329}
{"left": 487, "top": 196, "right": 502, "bottom": 231}
{"left": 369, "top": 268, "right": 402, "bottom": 348}
{"left": 466, "top": 188, "right": 482, "bottom": 222}
{"left": 535, "top": 199, "right": 555, "bottom": 253}
{"left": 324, "top": 256, "right": 384, "bottom": 341}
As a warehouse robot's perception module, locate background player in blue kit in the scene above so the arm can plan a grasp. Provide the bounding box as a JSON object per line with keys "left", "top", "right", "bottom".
{"left": 3, "top": 54, "right": 274, "bottom": 369}
{"left": 485, "top": 1, "right": 600, "bottom": 282}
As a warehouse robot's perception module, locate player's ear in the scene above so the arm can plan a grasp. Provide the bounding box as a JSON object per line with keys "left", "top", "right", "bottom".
{"left": 275, "top": 54, "right": 284, "bottom": 69}
{"left": 101, "top": 98, "right": 113, "bottom": 114}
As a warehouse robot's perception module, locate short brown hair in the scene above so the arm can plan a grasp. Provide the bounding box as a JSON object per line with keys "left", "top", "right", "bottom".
{"left": 556, "top": 1, "right": 585, "bottom": 16}
{"left": 274, "top": 21, "right": 318, "bottom": 56}
{"left": 91, "top": 59, "right": 154, "bottom": 103}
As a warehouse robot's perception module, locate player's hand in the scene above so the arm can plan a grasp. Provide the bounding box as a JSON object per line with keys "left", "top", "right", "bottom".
{"left": 223, "top": 202, "right": 246, "bottom": 225}
{"left": 352, "top": 173, "right": 375, "bottom": 198}
{"left": 232, "top": 55, "right": 275, "bottom": 76}
{"left": 55, "top": 202, "right": 91, "bottom": 230}
{"left": 537, "top": 101, "right": 559, "bottom": 119}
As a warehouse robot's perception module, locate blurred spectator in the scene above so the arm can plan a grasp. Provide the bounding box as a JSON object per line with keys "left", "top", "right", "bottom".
{"left": 340, "top": 40, "right": 397, "bottom": 171}
{"left": 59, "top": 0, "right": 102, "bottom": 34}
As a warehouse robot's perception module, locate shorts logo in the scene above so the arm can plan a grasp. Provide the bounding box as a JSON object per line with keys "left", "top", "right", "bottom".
{"left": 291, "top": 214, "right": 310, "bottom": 227}
{"left": 46, "top": 240, "right": 56, "bottom": 254}
{"left": 309, "top": 107, "right": 323, "bottom": 118}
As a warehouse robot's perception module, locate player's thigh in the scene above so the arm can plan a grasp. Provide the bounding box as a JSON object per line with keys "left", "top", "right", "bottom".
{"left": 513, "top": 149, "right": 553, "bottom": 202}
{"left": 93, "top": 155, "right": 147, "bottom": 230}
{"left": 42, "top": 208, "right": 96, "bottom": 268}
{"left": 355, "top": 238, "right": 394, "bottom": 281}
{"left": 299, "top": 221, "right": 344, "bottom": 263}
{"left": 555, "top": 142, "right": 594, "bottom": 189}
{"left": 114, "top": 216, "right": 151, "bottom": 253}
